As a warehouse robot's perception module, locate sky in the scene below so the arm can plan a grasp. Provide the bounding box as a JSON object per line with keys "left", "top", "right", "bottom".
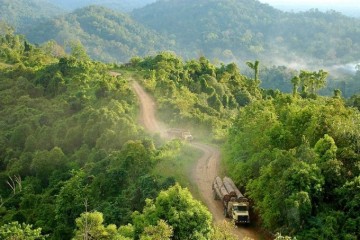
{"left": 258, "top": 0, "right": 360, "bottom": 17}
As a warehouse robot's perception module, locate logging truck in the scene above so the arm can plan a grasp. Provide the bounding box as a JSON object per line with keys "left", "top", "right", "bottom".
{"left": 166, "top": 128, "right": 193, "bottom": 141}
{"left": 213, "top": 176, "right": 250, "bottom": 224}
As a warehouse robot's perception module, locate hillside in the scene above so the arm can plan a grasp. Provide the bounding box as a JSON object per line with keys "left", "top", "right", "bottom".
{"left": 132, "top": 0, "right": 360, "bottom": 65}
{"left": 47, "top": 0, "right": 156, "bottom": 12}
{"left": 0, "top": 0, "right": 64, "bottom": 32}
{"left": 24, "top": 6, "right": 175, "bottom": 62}
{"left": 0, "top": 28, "right": 245, "bottom": 240}
{"left": 3, "top": 0, "right": 359, "bottom": 67}
{"left": 1, "top": 24, "right": 360, "bottom": 239}
{"left": 133, "top": 0, "right": 281, "bottom": 60}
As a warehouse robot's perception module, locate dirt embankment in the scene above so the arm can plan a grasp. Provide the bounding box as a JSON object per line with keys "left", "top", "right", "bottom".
{"left": 131, "top": 80, "right": 262, "bottom": 240}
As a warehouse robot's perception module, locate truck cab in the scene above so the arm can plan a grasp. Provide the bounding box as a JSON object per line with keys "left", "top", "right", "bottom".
{"left": 182, "top": 131, "right": 193, "bottom": 141}
{"left": 231, "top": 202, "right": 250, "bottom": 224}
{"left": 167, "top": 128, "right": 193, "bottom": 141}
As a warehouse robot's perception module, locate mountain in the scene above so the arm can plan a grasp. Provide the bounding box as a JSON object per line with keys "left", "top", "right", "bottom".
{"left": 133, "top": 0, "right": 281, "bottom": 60}
{"left": 0, "top": 0, "right": 64, "bottom": 32}
{"left": 25, "top": 6, "right": 175, "bottom": 62}
{"left": 260, "top": 1, "right": 360, "bottom": 18}
{"left": 47, "top": 0, "right": 156, "bottom": 12}
{"left": 4, "top": 0, "right": 360, "bottom": 66}
{"left": 132, "top": 0, "right": 360, "bottom": 65}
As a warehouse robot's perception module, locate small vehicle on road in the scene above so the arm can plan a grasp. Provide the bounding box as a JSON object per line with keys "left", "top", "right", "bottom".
{"left": 167, "top": 128, "right": 193, "bottom": 141}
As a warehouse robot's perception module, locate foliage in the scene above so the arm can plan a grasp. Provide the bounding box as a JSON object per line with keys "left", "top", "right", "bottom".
{"left": 47, "top": 0, "right": 156, "bottom": 12}
{"left": 0, "top": 221, "right": 46, "bottom": 240}
{"left": 224, "top": 93, "right": 360, "bottom": 238}
{"left": 0, "top": 0, "right": 63, "bottom": 33}
{"left": 139, "top": 220, "right": 173, "bottom": 240}
{"left": 210, "top": 221, "right": 238, "bottom": 240}
{"left": 24, "top": 6, "right": 175, "bottom": 63}
{"left": 73, "top": 211, "right": 121, "bottom": 240}
{"left": 2, "top": 0, "right": 360, "bottom": 67}
{"left": 132, "top": 184, "right": 213, "bottom": 240}
{"left": 131, "top": 52, "right": 262, "bottom": 141}
{"left": 133, "top": 0, "right": 360, "bottom": 64}
{"left": 0, "top": 32, "right": 175, "bottom": 239}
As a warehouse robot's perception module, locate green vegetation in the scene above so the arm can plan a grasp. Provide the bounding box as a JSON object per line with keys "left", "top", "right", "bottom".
{"left": 0, "top": 30, "right": 177, "bottom": 239}
{"left": 2, "top": 0, "right": 360, "bottom": 68}
{"left": 24, "top": 5, "right": 174, "bottom": 63}
{"left": 0, "top": 0, "right": 63, "bottom": 33}
{"left": 47, "top": 0, "right": 156, "bottom": 12}
{"left": 1, "top": 20, "right": 360, "bottom": 239}
{"left": 153, "top": 142, "right": 202, "bottom": 188}
{"left": 0, "top": 221, "right": 46, "bottom": 240}
{"left": 0, "top": 28, "right": 248, "bottom": 240}
{"left": 224, "top": 94, "right": 360, "bottom": 238}
{"left": 129, "top": 52, "right": 262, "bottom": 141}
{"left": 127, "top": 51, "right": 360, "bottom": 239}
{"left": 258, "top": 64, "right": 360, "bottom": 99}
{"left": 133, "top": 0, "right": 360, "bottom": 65}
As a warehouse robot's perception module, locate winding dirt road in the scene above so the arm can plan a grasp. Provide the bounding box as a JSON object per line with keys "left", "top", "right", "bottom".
{"left": 132, "top": 80, "right": 261, "bottom": 239}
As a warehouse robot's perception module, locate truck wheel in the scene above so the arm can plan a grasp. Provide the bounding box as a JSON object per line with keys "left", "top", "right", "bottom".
{"left": 223, "top": 208, "right": 228, "bottom": 218}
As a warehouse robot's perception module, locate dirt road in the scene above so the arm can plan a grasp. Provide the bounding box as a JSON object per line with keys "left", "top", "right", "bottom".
{"left": 132, "top": 81, "right": 166, "bottom": 134}
{"left": 132, "top": 80, "right": 261, "bottom": 239}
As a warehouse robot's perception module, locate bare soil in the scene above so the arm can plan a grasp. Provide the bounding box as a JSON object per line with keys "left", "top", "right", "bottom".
{"left": 131, "top": 80, "right": 263, "bottom": 240}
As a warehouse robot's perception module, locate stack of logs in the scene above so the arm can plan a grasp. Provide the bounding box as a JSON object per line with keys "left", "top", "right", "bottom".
{"left": 213, "top": 176, "right": 244, "bottom": 202}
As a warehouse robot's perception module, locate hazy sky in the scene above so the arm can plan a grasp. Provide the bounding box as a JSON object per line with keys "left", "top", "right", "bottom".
{"left": 259, "top": 0, "right": 358, "bottom": 5}
{"left": 259, "top": 0, "right": 360, "bottom": 16}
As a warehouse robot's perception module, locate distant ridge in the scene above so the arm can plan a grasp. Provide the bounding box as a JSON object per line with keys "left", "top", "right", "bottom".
{"left": 24, "top": 6, "right": 175, "bottom": 62}
{"left": 47, "top": 0, "right": 156, "bottom": 12}
{"left": 133, "top": 0, "right": 360, "bottom": 64}
{"left": 0, "top": 0, "right": 64, "bottom": 32}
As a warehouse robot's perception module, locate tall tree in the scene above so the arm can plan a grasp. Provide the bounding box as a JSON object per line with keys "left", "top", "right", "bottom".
{"left": 246, "top": 60, "right": 260, "bottom": 82}
{"left": 132, "top": 184, "right": 213, "bottom": 240}
{"left": 0, "top": 222, "right": 46, "bottom": 240}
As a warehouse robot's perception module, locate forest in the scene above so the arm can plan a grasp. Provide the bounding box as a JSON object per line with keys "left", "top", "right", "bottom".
{"left": 1, "top": 28, "right": 359, "bottom": 239}
{"left": 2, "top": 0, "right": 360, "bottom": 66}
{"left": 1, "top": 1, "right": 360, "bottom": 239}
{"left": 46, "top": 0, "right": 156, "bottom": 12}
{"left": 0, "top": 25, "right": 245, "bottom": 240}
{"left": 2, "top": 0, "right": 360, "bottom": 98}
{"left": 129, "top": 51, "right": 360, "bottom": 239}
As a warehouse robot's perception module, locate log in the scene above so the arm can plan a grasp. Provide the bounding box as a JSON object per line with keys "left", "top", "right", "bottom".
{"left": 224, "top": 176, "right": 244, "bottom": 198}
{"left": 213, "top": 176, "right": 229, "bottom": 200}
{"left": 215, "top": 176, "right": 223, "bottom": 188}
{"left": 223, "top": 179, "right": 236, "bottom": 195}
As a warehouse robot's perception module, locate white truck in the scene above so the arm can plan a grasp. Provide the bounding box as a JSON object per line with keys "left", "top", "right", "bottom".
{"left": 213, "top": 176, "right": 250, "bottom": 224}
{"left": 166, "top": 128, "right": 193, "bottom": 141}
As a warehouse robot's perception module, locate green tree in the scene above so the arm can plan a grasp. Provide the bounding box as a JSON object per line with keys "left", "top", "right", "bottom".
{"left": 0, "top": 222, "right": 46, "bottom": 240}
{"left": 298, "top": 70, "right": 328, "bottom": 96}
{"left": 73, "top": 211, "right": 120, "bottom": 240}
{"left": 132, "top": 184, "right": 213, "bottom": 240}
{"left": 291, "top": 76, "right": 300, "bottom": 97}
{"left": 210, "top": 221, "right": 238, "bottom": 240}
{"left": 139, "top": 220, "right": 173, "bottom": 240}
{"left": 246, "top": 60, "right": 260, "bottom": 81}
{"left": 69, "top": 40, "right": 90, "bottom": 61}
{"left": 55, "top": 170, "right": 90, "bottom": 239}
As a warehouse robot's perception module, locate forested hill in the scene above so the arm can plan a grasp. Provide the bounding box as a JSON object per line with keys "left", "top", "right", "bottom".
{"left": 1, "top": 25, "right": 360, "bottom": 239}
{"left": 0, "top": 29, "right": 216, "bottom": 240}
{"left": 2, "top": 0, "right": 360, "bottom": 65}
{"left": 24, "top": 6, "right": 175, "bottom": 62}
{"left": 47, "top": 0, "right": 156, "bottom": 12}
{"left": 133, "top": 0, "right": 360, "bottom": 64}
{"left": 0, "top": 0, "right": 64, "bottom": 32}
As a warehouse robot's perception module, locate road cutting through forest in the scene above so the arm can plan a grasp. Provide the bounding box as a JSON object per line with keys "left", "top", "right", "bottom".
{"left": 132, "top": 80, "right": 262, "bottom": 240}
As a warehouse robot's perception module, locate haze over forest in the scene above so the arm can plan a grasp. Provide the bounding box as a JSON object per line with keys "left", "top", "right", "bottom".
{"left": 1, "top": 1, "right": 360, "bottom": 240}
